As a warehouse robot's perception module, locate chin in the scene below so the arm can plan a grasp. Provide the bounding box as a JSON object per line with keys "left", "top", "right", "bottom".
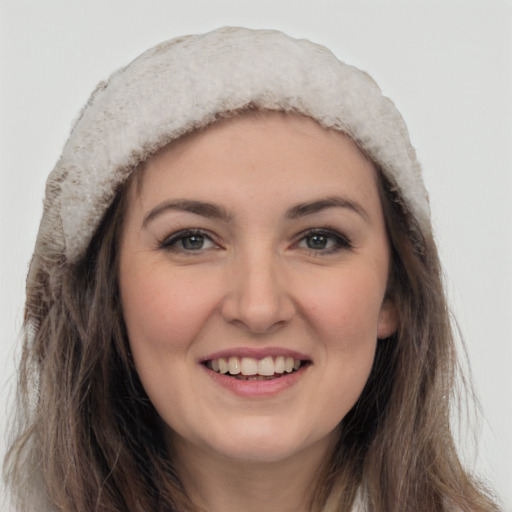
{"left": 176, "top": 417, "right": 339, "bottom": 465}
{"left": 217, "top": 438, "right": 302, "bottom": 463}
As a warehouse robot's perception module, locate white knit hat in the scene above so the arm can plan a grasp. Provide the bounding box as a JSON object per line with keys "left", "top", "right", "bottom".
{"left": 35, "top": 26, "right": 430, "bottom": 264}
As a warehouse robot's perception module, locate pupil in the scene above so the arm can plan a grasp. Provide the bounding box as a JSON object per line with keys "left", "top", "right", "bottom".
{"left": 307, "top": 234, "right": 328, "bottom": 249}
{"left": 183, "top": 235, "right": 204, "bottom": 250}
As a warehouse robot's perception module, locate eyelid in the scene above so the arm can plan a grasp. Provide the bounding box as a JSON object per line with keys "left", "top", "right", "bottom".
{"left": 157, "top": 227, "right": 351, "bottom": 256}
{"left": 159, "top": 228, "right": 221, "bottom": 252}
{"left": 293, "top": 228, "right": 352, "bottom": 254}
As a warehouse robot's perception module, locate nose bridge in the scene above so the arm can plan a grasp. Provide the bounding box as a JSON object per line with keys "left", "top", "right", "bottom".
{"left": 222, "top": 242, "right": 294, "bottom": 333}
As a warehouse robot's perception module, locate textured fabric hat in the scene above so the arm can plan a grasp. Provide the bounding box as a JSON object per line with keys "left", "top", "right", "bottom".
{"left": 34, "top": 26, "right": 430, "bottom": 265}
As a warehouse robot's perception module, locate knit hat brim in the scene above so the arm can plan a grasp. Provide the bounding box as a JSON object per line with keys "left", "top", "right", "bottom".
{"left": 37, "top": 26, "right": 430, "bottom": 263}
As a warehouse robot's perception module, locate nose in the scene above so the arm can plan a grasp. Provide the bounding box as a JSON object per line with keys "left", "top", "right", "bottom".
{"left": 220, "top": 247, "right": 296, "bottom": 334}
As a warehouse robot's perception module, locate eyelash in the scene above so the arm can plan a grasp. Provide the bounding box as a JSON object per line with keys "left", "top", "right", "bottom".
{"left": 159, "top": 228, "right": 352, "bottom": 255}
{"left": 159, "top": 229, "right": 220, "bottom": 253}
{"left": 295, "top": 228, "right": 352, "bottom": 255}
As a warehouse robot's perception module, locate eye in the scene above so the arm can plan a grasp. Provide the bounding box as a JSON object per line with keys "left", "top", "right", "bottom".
{"left": 160, "top": 229, "right": 219, "bottom": 253}
{"left": 296, "top": 229, "right": 352, "bottom": 254}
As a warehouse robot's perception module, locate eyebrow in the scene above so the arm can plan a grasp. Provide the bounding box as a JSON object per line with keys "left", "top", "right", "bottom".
{"left": 143, "top": 200, "right": 231, "bottom": 226}
{"left": 143, "top": 195, "right": 370, "bottom": 227}
{"left": 286, "top": 196, "right": 370, "bottom": 223}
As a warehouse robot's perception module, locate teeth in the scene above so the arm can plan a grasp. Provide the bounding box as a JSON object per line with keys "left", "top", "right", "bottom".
{"left": 258, "top": 356, "right": 275, "bottom": 376}
{"left": 274, "top": 356, "right": 285, "bottom": 373}
{"left": 207, "top": 355, "right": 304, "bottom": 376}
{"left": 241, "top": 357, "right": 258, "bottom": 376}
{"left": 228, "top": 356, "right": 241, "bottom": 375}
{"left": 218, "top": 358, "right": 229, "bottom": 374}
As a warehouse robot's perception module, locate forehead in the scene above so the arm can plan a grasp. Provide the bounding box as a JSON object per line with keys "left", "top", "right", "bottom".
{"left": 134, "top": 112, "right": 379, "bottom": 203}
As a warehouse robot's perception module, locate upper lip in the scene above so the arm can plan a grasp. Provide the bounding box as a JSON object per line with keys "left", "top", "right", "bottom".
{"left": 199, "top": 347, "right": 312, "bottom": 363}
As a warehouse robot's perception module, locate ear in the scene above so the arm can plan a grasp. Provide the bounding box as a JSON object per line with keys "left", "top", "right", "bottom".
{"left": 377, "top": 298, "right": 398, "bottom": 339}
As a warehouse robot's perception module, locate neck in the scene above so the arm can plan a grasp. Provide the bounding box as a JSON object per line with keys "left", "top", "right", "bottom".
{"left": 170, "top": 433, "right": 337, "bottom": 512}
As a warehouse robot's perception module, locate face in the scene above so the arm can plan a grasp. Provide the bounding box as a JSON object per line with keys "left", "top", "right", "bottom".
{"left": 119, "top": 112, "right": 397, "bottom": 465}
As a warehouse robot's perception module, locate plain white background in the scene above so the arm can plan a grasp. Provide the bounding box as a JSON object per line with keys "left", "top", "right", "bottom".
{"left": 1, "top": 0, "right": 511, "bottom": 509}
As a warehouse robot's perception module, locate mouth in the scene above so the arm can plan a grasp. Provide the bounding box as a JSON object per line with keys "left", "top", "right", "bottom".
{"left": 202, "top": 355, "right": 310, "bottom": 381}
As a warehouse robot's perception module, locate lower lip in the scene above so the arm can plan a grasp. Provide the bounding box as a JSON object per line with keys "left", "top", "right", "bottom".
{"left": 201, "top": 365, "right": 308, "bottom": 397}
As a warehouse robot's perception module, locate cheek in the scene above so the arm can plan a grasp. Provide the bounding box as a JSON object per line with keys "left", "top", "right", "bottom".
{"left": 311, "top": 277, "right": 381, "bottom": 421}
{"left": 120, "top": 263, "right": 219, "bottom": 358}
{"left": 295, "top": 268, "right": 385, "bottom": 401}
{"left": 119, "top": 263, "right": 224, "bottom": 427}
{"left": 301, "top": 267, "right": 387, "bottom": 350}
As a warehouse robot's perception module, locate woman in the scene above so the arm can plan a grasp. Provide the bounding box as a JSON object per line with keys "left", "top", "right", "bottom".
{"left": 3, "top": 27, "right": 499, "bottom": 512}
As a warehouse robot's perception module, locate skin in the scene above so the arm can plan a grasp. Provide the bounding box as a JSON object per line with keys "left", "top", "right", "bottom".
{"left": 119, "top": 112, "right": 398, "bottom": 512}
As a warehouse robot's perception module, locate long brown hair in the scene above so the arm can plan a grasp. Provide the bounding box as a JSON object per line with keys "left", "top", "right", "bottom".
{"left": 4, "top": 130, "right": 499, "bottom": 512}
{"left": 310, "top": 172, "right": 499, "bottom": 511}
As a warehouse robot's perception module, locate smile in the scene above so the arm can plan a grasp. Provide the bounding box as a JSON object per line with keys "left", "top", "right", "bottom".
{"left": 203, "top": 355, "right": 309, "bottom": 380}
